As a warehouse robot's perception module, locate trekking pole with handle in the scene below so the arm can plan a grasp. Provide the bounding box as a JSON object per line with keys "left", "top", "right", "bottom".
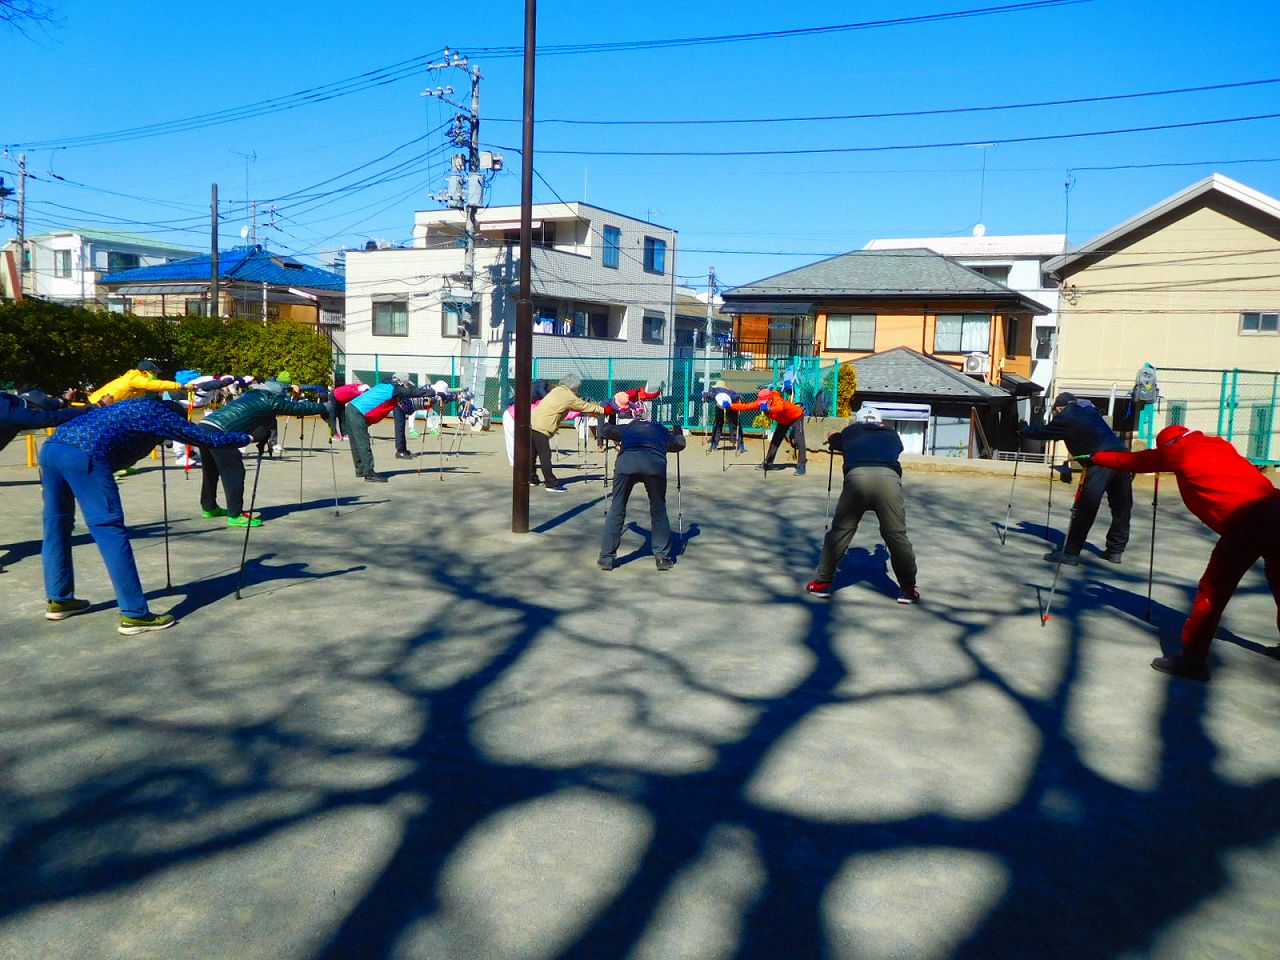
{"left": 1145, "top": 472, "right": 1160, "bottom": 622}
{"left": 159, "top": 442, "right": 172, "bottom": 590}
{"left": 824, "top": 442, "right": 836, "bottom": 533}
{"left": 1000, "top": 453, "right": 1021, "bottom": 545}
{"left": 1046, "top": 444, "right": 1055, "bottom": 536}
{"left": 235, "top": 450, "right": 265, "bottom": 600}
{"left": 675, "top": 444, "right": 683, "bottom": 544}
{"left": 328, "top": 430, "right": 341, "bottom": 517}
{"left": 1042, "top": 467, "right": 1086, "bottom": 625}
{"left": 298, "top": 418, "right": 306, "bottom": 505}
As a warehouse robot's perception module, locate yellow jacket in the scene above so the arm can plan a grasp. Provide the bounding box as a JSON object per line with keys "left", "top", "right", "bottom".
{"left": 531, "top": 385, "right": 604, "bottom": 436}
{"left": 89, "top": 369, "right": 185, "bottom": 405}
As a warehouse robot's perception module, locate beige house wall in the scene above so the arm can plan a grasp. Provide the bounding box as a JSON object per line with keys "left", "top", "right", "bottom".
{"left": 1056, "top": 204, "right": 1280, "bottom": 390}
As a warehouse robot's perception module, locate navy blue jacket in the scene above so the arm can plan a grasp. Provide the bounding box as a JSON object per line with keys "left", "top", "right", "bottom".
{"left": 1023, "top": 401, "right": 1125, "bottom": 457}
{"left": 600, "top": 421, "right": 687, "bottom": 476}
{"left": 0, "top": 393, "right": 88, "bottom": 452}
{"left": 830, "top": 423, "right": 905, "bottom": 477}
{"left": 47, "top": 398, "right": 251, "bottom": 471}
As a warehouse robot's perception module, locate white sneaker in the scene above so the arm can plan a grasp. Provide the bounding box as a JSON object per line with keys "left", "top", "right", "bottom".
{"left": 272, "top": 445, "right": 284, "bottom": 456}
{"left": 175, "top": 456, "right": 196, "bottom": 468}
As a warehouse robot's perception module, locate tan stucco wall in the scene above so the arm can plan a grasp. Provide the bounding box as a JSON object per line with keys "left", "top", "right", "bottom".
{"left": 1056, "top": 204, "right": 1280, "bottom": 388}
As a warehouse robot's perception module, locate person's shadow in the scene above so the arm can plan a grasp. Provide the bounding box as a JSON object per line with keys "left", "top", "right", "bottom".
{"left": 149, "top": 552, "right": 366, "bottom": 618}
{"left": 830, "top": 543, "right": 899, "bottom": 599}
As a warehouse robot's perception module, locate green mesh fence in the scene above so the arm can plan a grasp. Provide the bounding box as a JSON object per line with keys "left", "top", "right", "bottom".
{"left": 1148, "top": 367, "right": 1280, "bottom": 464}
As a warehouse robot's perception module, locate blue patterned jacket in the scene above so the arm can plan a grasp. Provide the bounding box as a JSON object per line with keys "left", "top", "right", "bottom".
{"left": 47, "top": 398, "right": 251, "bottom": 471}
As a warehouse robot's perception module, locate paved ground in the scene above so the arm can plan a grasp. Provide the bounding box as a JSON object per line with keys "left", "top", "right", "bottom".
{"left": 1, "top": 423, "right": 1278, "bottom": 960}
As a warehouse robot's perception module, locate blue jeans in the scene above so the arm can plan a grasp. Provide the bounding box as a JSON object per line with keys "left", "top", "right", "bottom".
{"left": 600, "top": 470, "right": 672, "bottom": 562}
{"left": 40, "top": 441, "right": 150, "bottom": 617}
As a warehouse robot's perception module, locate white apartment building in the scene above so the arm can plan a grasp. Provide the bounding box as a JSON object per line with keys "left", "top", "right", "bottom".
{"left": 343, "top": 202, "right": 679, "bottom": 388}
{"left": 5, "top": 228, "right": 197, "bottom": 306}
{"left": 864, "top": 233, "right": 1066, "bottom": 391}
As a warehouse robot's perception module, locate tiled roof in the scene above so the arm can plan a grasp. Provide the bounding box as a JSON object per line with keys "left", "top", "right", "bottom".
{"left": 726, "top": 249, "right": 1034, "bottom": 300}
{"left": 99, "top": 246, "right": 345, "bottom": 292}
{"left": 851, "top": 347, "right": 1011, "bottom": 401}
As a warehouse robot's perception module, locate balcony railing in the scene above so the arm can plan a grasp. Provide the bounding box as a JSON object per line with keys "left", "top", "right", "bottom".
{"left": 716, "top": 338, "right": 819, "bottom": 371}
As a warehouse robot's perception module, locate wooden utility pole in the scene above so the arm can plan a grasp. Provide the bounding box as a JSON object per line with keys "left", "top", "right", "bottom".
{"left": 512, "top": 0, "right": 537, "bottom": 532}
{"left": 210, "top": 183, "right": 220, "bottom": 317}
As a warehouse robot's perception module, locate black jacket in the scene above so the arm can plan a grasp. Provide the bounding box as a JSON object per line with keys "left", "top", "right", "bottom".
{"left": 1023, "top": 401, "right": 1125, "bottom": 456}
{"left": 600, "top": 421, "right": 687, "bottom": 476}
{"left": 0, "top": 393, "right": 88, "bottom": 452}
{"left": 830, "top": 423, "right": 904, "bottom": 477}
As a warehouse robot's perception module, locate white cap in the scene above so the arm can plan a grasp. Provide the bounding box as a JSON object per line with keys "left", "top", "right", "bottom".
{"left": 856, "top": 407, "right": 883, "bottom": 425}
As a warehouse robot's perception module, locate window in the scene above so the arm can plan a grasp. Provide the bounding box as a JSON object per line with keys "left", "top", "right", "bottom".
{"left": 372, "top": 301, "right": 409, "bottom": 336}
{"left": 602, "top": 226, "right": 620, "bottom": 269}
{"left": 935, "top": 313, "right": 991, "bottom": 353}
{"left": 642, "top": 312, "right": 665, "bottom": 343}
{"left": 1034, "top": 326, "right": 1055, "bottom": 360}
{"left": 643, "top": 236, "right": 666, "bottom": 274}
{"left": 1004, "top": 317, "right": 1018, "bottom": 356}
{"left": 185, "top": 299, "right": 207, "bottom": 317}
{"left": 533, "top": 305, "right": 558, "bottom": 334}
{"left": 1240, "top": 311, "right": 1279, "bottom": 335}
{"left": 107, "top": 251, "right": 140, "bottom": 271}
{"left": 442, "top": 302, "right": 462, "bottom": 338}
{"left": 825, "top": 314, "right": 876, "bottom": 351}
{"left": 54, "top": 249, "right": 72, "bottom": 279}
{"left": 970, "top": 264, "right": 1010, "bottom": 285}
{"left": 107, "top": 297, "right": 132, "bottom": 314}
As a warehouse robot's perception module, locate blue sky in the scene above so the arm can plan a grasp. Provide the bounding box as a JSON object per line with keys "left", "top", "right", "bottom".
{"left": 3, "top": 0, "right": 1280, "bottom": 289}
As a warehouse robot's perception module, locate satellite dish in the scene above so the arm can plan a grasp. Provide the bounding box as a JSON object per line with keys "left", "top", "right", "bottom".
{"left": 240, "top": 226, "right": 250, "bottom": 240}
{"left": 972, "top": 223, "right": 986, "bottom": 238}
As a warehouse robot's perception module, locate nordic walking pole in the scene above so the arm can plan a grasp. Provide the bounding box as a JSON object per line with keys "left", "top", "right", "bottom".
{"left": 159, "top": 442, "right": 172, "bottom": 590}
{"left": 675, "top": 446, "right": 683, "bottom": 544}
{"left": 824, "top": 443, "right": 836, "bottom": 533}
{"left": 1042, "top": 468, "right": 1085, "bottom": 625}
{"left": 235, "top": 449, "right": 265, "bottom": 600}
{"left": 298, "top": 418, "right": 305, "bottom": 505}
{"left": 1046, "top": 444, "right": 1056, "bottom": 537}
{"left": 1145, "top": 472, "right": 1160, "bottom": 622}
{"left": 1000, "top": 453, "right": 1021, "bottom": 546}
{"left": 328, "top": 431, "right": 340, "bottom": 518}
{"left": 438, "top": 419, "right": 445, "bottom": 481}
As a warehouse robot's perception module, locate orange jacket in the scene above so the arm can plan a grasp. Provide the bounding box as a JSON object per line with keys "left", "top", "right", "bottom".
{"left": 729, "top": 390, "right": 804, "bottom": 426}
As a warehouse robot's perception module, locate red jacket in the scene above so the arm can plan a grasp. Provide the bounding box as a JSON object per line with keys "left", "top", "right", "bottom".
{"left": 730, "top": 390, "right": 804, "bottom": 426}
{"left": 1091, "top": 426, "right": 1279, "bottom": 535}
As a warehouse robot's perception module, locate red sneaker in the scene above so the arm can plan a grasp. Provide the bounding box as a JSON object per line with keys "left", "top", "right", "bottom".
{"left": 805, "top": 580, "right": 832, "bottom": 599}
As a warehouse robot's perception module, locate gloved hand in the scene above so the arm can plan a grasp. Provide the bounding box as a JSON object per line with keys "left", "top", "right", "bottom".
{"left": 758, "top": 401, "right": 769, "bottom": 412}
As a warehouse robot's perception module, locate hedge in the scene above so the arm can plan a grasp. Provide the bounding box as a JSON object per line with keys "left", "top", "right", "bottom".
{"left": 0, "top": 300, "right": 334, "bottom": 391}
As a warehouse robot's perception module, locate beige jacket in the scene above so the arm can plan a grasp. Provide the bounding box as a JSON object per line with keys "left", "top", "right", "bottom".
{"left": 531, "top": 385, "right": 604, "bottom": 436}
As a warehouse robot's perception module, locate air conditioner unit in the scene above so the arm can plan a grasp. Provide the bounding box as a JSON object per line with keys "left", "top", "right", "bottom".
{"left": 963, "top": 353, "right": 990, "bottom": 376}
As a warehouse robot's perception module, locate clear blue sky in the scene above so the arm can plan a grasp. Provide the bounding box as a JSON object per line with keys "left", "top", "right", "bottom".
{"left": 3, "top": 0, "right": 1280, "bottom": 289}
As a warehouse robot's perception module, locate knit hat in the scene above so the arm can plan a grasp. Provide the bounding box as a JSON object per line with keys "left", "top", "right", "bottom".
{"left": 613, "top": 391, "right": 630, "bottom": 409}
{"left": 856, "top": 407, "right": 883, "bottom": 425}
{"left": 138, "top": 360, "right": 160, "bottom": 374}
{"left": 1052, "top": 391, "right": 1076, "bottom": 408}
{"left": 276, "top": 370, "right": 293, "bottom": 385}
{"left": 1157, "top": 424, "right": 1193, "bottom": 447}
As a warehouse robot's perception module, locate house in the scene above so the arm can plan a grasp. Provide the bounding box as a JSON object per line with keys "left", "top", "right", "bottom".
{"left": 719, "top": 248, "right": 1050, "bottom": 445}
{"left": 1045, "top": 174, "right": 1280, "bottom": 461}
{"left": 0, "top": 248, "right": 19, "bottom": 301}
{"left": 98, "top": 245, "right": 345, "bottom": 333}
{"left": 341, "top": 202, "right": 678, "bottom": 389}
{"left": 863, "top": 233, "right": 1065, "bottom": 390}
{"left": 3, "top": 228, "right": 197, "bottom": 306}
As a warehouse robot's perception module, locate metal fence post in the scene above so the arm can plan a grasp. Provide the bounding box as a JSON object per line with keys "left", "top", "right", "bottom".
{"left": 1271, "top": 373, "right": 1279, "bottom": 462}
{"left": 1227, "top": 368, "right": 1239, "bottom": 441}
{"left": 831, "top": 358, "right": 840, "bottom": 416}
{"left": 1216, "top": 370, "right": 1227, "bottom": 435}
{"left": 606, "top": 358, "right": 613, "bottom": 400}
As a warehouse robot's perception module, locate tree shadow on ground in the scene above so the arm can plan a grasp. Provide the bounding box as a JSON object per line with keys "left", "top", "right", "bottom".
{"left": 1, "top": 479, "right": 1278, "bottom": 960}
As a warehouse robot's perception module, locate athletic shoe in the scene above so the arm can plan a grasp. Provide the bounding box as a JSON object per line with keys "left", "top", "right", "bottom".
{"left": 227, "top": 514, "right": 262, "bottom": 528}
{"left": 1151, "top": 654, "right": 1210, "bottom": 682}
{"left": 408, "top": 429, "right": 421, "bottom": 440}
{"left": 45, "top": 598, "right": 91, "bottom": 621}
{"left": 544, "top": 484, "right": 568, "bottom": 494}
{"left": 597, "top": 557, "right": 615, "bottom": 571}
{"left": 364, "top": 473, "right": 389, "bottom": 483}
{"left": 272, "top": 445, "right": 284, "bottom": 456}
{"left": 113, "top": 467, "right": 140, "bottom": 479}
{"left": 395, "top": 450, "right": 414, "bottom": 460}
{"left": 1043, "top": 549, "right": 1081, "bottom": 565}
{"left": 1102, "top": 550, "right": 1124, "bottom": 564}
{"left": 175, "top": 456, "right": 198, "bottom": 468}
{"left": 118, "top": 613, "right": 176, "bottom": 636}
{"left": 805, "top": 580, "right": 832, "bottom": 599}
{"left": 897, "top": 587, "right": 921, "bottom": 605}
{"left": 736, "top": 444, "right": 747, "bottom": 453}
{"left": 795, "top": 465, "right": 807, "bottom": 476}
{"left": 201, "top": 507, "right": 228, "bottom": 519}
{"left": 655, "top": 557, "right": 674, "bottom": 571}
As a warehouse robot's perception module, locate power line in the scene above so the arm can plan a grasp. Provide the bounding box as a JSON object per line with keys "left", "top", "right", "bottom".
{"left": 493, "top": 110, "right": 1280, "bottom": 158}
{"left": 488, "top": 77, "right": 1280, "bottom": 127}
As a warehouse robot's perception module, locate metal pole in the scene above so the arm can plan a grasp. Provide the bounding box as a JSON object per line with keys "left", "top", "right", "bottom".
{"left": 511, "top": 0, "right": 537, "bottom": 533}
{"left": 298, "top": 419, "right": 305, "bottom": 504}
{"left": 16, "top": 154, "right": 26, "bottom": 295}
{"left": 1145, "top": 472, "right": 1159, "bottom": 622}
{"left": 328, "top": 432, "right": 340, "bottom": 517}
{"left": 675, "top": 448, "right": 683, "bottom": 544}
{"left": 703, "top": 266, "right": 716, "bottom": 398}
{"left": 210, "top": 183, "right": 220, "bottom": 317}
{"left": 159, "top": 442, "right": 172, "bottom": 591}
{"left": 824, "top": 444, "right": 835, "bottom": 533}
{"left": 1000, "top": 454, "right": 1020, "bottom": 545}
{"left": 235, "top": 450, "right": 265, "bottom": 600}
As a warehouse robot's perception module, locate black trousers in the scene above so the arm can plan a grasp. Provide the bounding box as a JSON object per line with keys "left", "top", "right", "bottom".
{"left": 1065, "top": 464, "right": 1133, "bottom": 555}
{"left": 531, "top": 431, "right": 557, "bottom": 485}
{"left": 766, "top": 416, "right": 806, "bottom": 468}
{"left": 710, "top": 408, "right": 743, "bottom": 448}
{"left": 200, "top": 446, "right": 246, "bottom": 516}
{"left": 600, "top": 470, "right": 672, "bottom": 561}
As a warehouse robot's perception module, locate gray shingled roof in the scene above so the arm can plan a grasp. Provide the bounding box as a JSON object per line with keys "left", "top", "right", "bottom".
{"left": 851, "top": 347, "right": 1012, "bottom": 401}
{"left": 724, "top": 248, "right": 1046, "bottom": 313}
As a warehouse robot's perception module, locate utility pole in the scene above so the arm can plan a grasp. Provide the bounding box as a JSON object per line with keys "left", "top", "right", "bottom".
{"left": 513, "top": 4, "right": 536, "bottom": 533}
{"left": 16, "top": 154, "right": 26, "bottom": 295}
{"left": 703, "top": 265, "right": 716, "bottom": 395}
{"left": 210, "top": 183, "right": 220, "bottom": 318}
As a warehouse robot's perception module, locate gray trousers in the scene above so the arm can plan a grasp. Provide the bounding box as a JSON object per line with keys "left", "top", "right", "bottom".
{"left": 814, "top": 465, "right": 917, "bottom": 589}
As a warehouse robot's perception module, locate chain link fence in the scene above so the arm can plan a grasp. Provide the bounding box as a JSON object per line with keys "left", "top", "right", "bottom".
{"left": 1143, "top": 367, "right": 1280, "bottom": 464}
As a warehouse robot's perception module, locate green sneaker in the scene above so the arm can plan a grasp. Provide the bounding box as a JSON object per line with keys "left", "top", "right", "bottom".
{"left": 118, "top": 613, "right": 176, "bottom": 636}
{"left": 227, "top": 513, "right": 262, "bottom": 528}
{"left": 46, "top": 598, "right": 91, "bottom": 621}
{"left": 202, "top": 507, "right": 228, "bottom": 519}
{"left": 113, "top": 467, "right": 140, "bottom": 479}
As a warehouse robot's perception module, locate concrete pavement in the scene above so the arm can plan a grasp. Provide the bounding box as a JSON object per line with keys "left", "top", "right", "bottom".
{"left": 0, "top": 424, "right": 1278, "bottom": 960}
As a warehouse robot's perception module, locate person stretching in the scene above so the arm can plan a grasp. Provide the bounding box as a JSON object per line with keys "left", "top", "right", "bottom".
{"left": 597, "top": 407, "right": 687, "bottom": 571}
{"left": 730, "top": 387, "right": 807, "bottom": 475}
